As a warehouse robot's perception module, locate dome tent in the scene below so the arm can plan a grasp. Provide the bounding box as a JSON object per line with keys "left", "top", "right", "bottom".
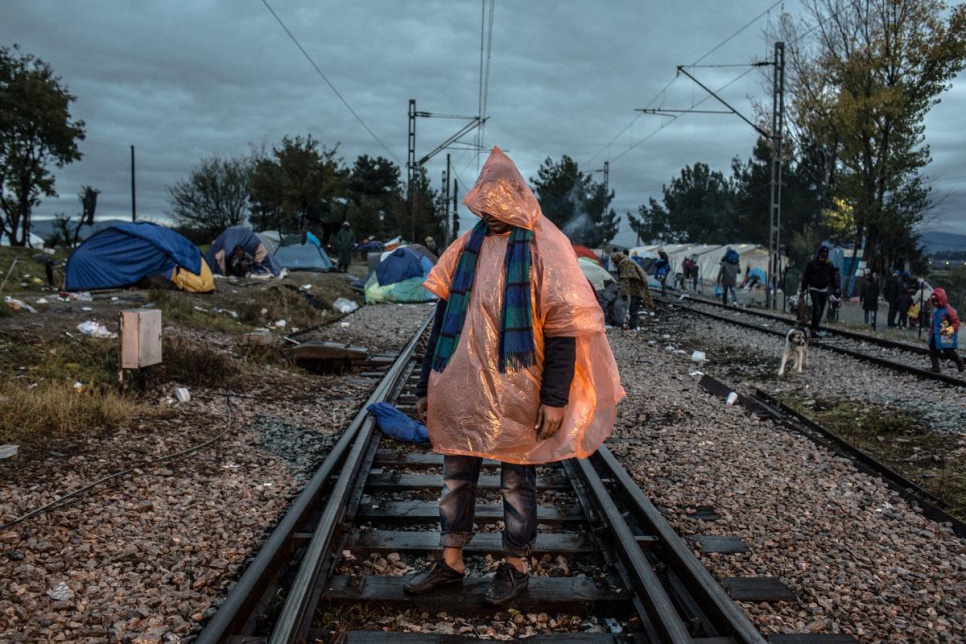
{"left": 64, "top": 222, "right": 214, "bottom": 292}
{"left": 365, "top": 246, "right": 436, "bottom": 303}
{"left": 206, "top": 226, "right": 282, "bottom": 276}
{"left": 273, "top": 243, "right": 334, "bottom": 272}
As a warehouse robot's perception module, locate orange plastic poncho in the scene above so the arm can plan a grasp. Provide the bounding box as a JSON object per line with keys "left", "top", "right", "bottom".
{"left": 422, "top": 147, "right": 625, "bottom": 464}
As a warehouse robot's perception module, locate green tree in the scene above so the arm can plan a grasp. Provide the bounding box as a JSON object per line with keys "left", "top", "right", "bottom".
{"left": 166, "top": 154, "right": 253, "bottom": 238}
{"left": 778, "top": 0, "right": 966, "bottom": 272}
{"left": 388, "top": 165, "right": 437, "bottom": 243}
{"left": 249, "top": 135, "right": 347, "bottom": 232}
{"left": 345, "top": 155, "right": 401, "bottom": 238}
{"left": 530, "top": 155, "right": 617, "bottom": 246}
{"left": 660, "top": 162, "right": 735, "bottom": 242}
{"left": 0, "top": 45, "right": 85, "bottom": 246}
{"left": 626, "top": 197, "right": 672, "bottom": 245}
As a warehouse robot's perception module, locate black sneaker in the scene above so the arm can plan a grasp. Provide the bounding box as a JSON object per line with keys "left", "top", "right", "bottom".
{"left": 403, "top": 560, "right": 466, "bottom": 595}
{"left": 483, "top": 562, "right": 529, "bottom": 606}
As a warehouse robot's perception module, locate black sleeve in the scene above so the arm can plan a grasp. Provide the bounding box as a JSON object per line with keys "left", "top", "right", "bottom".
{"left": 416, "top": 299, "right": 446, "bottom": 398}
{"left": 540, "top": 336, "right": 576, "bottom": 407}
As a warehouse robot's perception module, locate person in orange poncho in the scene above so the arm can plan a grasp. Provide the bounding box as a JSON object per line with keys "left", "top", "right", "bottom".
{"left": 403, "top": 147, "right": 625, "bottom": 606}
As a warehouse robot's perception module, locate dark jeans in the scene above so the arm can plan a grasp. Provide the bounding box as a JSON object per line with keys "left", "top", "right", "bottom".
{"left": 721, "top": 285, "right": 737, "bottom": 306}
{"left": 864, "top": 309, "right": 877, "bottom": 325}
{"left": 887, "top": 300, "right": 899, "bottom": 327}
{"left": 809, "top": 289, "right": 828, "bottom": 331}
{"left": 439, "top": 455, "right": 538, "bottom": 558}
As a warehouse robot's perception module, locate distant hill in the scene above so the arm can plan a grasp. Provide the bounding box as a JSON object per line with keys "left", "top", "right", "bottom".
{"left": 919, "top": 230, "right": 966, "bottom": 255}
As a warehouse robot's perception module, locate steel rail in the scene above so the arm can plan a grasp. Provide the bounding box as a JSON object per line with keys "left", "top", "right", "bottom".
{"left": 590, "top": 447, "right": 768, "bottom": 644}
{"left": 196, "top": 314, "right": 432, "bottom": 644}
{"left": 671, "top": 293, "right": 931, "bottom": 355}
{"left": 670, "top": 298, "right": 966, "bottom": 387}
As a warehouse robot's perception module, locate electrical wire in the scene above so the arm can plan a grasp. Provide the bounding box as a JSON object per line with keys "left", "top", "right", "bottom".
{"left": 259, "top": 0, "right": 401, "bottom": 166}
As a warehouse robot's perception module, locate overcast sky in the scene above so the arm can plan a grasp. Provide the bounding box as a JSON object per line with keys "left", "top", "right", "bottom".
{"left": 3, "top": 0, "right": 966, "bottom": 246}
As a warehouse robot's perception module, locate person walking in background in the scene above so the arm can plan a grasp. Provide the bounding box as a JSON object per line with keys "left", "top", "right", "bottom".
{"left": 861, "top": 270, "right": 880, "bottom": 326}
{"left": 653, "top": 249, "right": 670, "bottom": 294}
{"left": 912, "top": 277, "right": 935, "bottom": 329}
{"left": 611, "top": 251, "right": 654, "bottom": 334}
{"left": 883, "top": 269, "right": 901, "bottom": 327}
{"left": 335, "top": 221, "right": 356, "bottom": 273}
{"left": 682, "top": 255, "right": 700, "bottom": 292}
{"left": 926, "top": 287, "right": 964, "bottom": 373}
{"left": 800, "top": 245, "right": 841, "bottom": 337}
{"left": 897, "top": 287, "right": 914, "bottom": 330}
{"left": 405, "top": 146, "right": 624, "bottom": 606}
{"left": 717, "top": 247, "right": 740, "bottom": 306}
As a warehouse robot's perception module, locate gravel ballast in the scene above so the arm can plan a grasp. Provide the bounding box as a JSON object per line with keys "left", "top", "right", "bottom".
{"left": 0, "top": 301, "right": 963, "bottom": 642}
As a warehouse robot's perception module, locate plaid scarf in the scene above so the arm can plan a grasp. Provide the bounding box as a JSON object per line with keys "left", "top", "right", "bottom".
{"left": 432, "top": 220, "right": 534, "bottom": 373}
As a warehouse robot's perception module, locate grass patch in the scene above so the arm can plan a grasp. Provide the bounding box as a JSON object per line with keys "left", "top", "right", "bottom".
{"left": 147, "top": 289, "right": 248, "bottom": 334}
{"left": 237, "top": 285, "right": 334, "bottom": 328}
{"left": 0, "top": 245, "right": 68, "bottom": 293}
{"left": 0, "top": 380, "right": 151, "bottom": 457}
{"left": 0, "top": 329, "right": 120, "bottom": 386}
{"left": 783, "top": 397, "right": 966, "bottom": 521}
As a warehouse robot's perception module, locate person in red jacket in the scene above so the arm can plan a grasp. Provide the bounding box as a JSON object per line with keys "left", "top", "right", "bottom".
{"left": 927, "top": 287, "right": 964, "bottom": 373}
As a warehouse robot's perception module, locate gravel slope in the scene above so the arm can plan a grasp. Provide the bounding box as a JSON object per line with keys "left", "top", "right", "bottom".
{"left": 0, "top": 301, "right": 963, "bottom": 643}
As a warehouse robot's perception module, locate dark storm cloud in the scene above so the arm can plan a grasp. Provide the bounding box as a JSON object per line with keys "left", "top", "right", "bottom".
{"left": 2, "top": 0, "right": 965, "bottom": 242}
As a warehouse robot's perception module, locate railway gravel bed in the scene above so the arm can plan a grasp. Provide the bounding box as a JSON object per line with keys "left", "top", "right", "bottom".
{"left": 0, "top": 301, "right": 964, "bottom": 642}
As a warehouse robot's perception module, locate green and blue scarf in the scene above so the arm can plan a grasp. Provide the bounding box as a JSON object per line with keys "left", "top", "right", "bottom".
{"left": 431, "top": 219, "right": 534, "bottom": 373}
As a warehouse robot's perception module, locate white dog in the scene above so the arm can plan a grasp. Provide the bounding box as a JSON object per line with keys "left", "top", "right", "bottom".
{"left": 778, "top": 327, "right": 809, "bottom": 376}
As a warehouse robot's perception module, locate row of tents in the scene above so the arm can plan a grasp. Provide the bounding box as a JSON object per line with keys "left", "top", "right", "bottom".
{"left": 60, "top": 223, "right": 443, "bottom": 304}
{"left": 621, "top": 243, "right": 786, "bottom": 290}
{"left": 63, "top": 224, "right": 337, "bottom": 293}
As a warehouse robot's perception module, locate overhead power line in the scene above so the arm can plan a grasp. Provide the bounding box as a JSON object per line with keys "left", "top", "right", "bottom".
{"left": 260, "top": 0, "right": 401, "bottom": 165}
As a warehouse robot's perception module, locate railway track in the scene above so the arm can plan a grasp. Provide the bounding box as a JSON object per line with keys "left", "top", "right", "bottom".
{"left": 665, "top": 294, "right": 966, "bottom": 386}
{"left": 196, "top": 317, "right": 783, "bottom": 643}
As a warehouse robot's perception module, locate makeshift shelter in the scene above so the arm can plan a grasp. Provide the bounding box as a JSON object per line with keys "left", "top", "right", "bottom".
{"left": 365, "top": 246, "right": 436, "bottom": 303}
{"left": 255, "top": 230, "right": 282, "bottom": 254}
{"left": 279, "top": 231, "right": 321, "bottom": 248}
{"left": 572, "top": 244, "right": 602, "bottom": 265}
{"left": 273, "top": 243, "right": 333, "bottom": 272}
{"left": 64, "top": 222, "right": 214, "bottom": 292}
{"left": 578, "top": 257, "right": 614, "bottom": 291}
{"left": 206, "top": 226, "right": 282, "bottom": 276}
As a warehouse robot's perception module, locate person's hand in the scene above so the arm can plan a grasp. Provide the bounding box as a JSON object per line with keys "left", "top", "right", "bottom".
{"left": 416, "top": 397, "right": 428, "bottom": 424}
{"left": 535, "top": 405, "right": 565, "bottom": 440}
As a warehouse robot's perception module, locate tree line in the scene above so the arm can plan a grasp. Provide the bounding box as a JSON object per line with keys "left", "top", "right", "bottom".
{"left": 3, "top": 0, "right": 965, "bottom": 277}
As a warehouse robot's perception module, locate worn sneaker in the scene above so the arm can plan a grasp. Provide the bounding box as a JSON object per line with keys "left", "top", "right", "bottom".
{"left": 403, "top": 560, "right": 466, "bottom": 595}
{"left": 483, "top": 562, "right": 529, "bottom": 606}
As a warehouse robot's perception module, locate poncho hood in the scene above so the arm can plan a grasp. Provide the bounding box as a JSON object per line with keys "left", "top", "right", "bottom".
{"left": 463, "top": 146, "right": 541, "bottom": 231}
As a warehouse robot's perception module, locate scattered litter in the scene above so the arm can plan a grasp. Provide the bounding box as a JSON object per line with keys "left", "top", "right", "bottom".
{"left": 662, "top": 334, "right": 671, "bottom": 339}
{"left": 689, "top": 370, "right": 704, "bottom": 377}
{"left": 111, "top": 296, "right": 119, "bottom": 301}
{"left": 340, "top": 322, "right": 351, "bottom": 327}
{"left": 76, "top": 320, "right": 117, "bottom": 339}
{"left": 875, "top": 502, "right": 894, "bottom": 513}
{"left": 213, "top": 307, "right": 238, "bottom": 318}
{"left": 0, "top": 445, "right": 18, "bottom": 460}
{"left": 46, "top": 582, "right": 73, "bottom": 601}
{"left": 194, "top": 305, "right": 209, "bottom": 313}
{"left": 260, "top": 307, "right": 268, "bottom": 315}
{"left": 690, "top": 350, "right": 706, "bottom": 362}
{"left": 73, "top": 292, "right": 93, "bottom": 302}
{"left": 35, "top": 298, "right": 48, "bottom": 304}
{"left": 333, "top": 297, "right": 359, "bottom": 314}
{"left": 73, "top": 381, "right": 84, "bottom": 392}
{"left": 81, "top": 306, "right": 93, "bottom": 312}
{"left": 726, "top": 392, "right": 738, "bottom": 406}
{"left": 222, "top": 462, "right": 240, "bottom": 469}
{"left": 301, "top": 284, "right": 313, "bottom": 290}
{"left": 3, "top": 297, "right": 37, "bottom": 313}
{"left": 274, "top": 319, "right": 287, "bottom": 328}
{"left": 604, "top": 618, "right": 623, "bottom": 634}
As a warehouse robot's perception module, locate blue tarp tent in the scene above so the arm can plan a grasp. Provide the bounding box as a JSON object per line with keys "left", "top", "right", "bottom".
{"left": 365, "top": 246, "right": 436, "bottom": 303}
{"left": 65, "top": 222, "right": 214, "bottom": 292}
{"left": 273, "top": 243, "right": 334, "bottom": 272}
{"left": 375, "top": 247, "right": 433, "bottom": 286}
{"left": 206, "top": 226, "right": 282, "bottom": 276}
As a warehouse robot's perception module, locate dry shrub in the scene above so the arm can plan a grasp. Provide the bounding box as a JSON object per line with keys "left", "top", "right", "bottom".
{"left": 147, "top": 335, "right": 238, "bottom": 388}
{"left": 239, "top": 285, "right": 332, "bottom": 328}
{"left": 0, "top": 380, "right": 147, "bottom": 451}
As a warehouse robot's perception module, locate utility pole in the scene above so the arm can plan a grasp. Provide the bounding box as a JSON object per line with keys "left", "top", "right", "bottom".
{"left": 442, "top": 154, "right": 452, "bottom": 246}
{"left": 638, "top": 48, "right": 785, "bottom": 309}
{"left": 407, "top": 98, "right": 485, "bottom": 245}
{"left": 130, "top": 145, "right": 137, "bottom": 222}
{"left": 767, "top": 42, "right": 785, "bottom": 311}
{"left": 452, "top": 178, "right": 459, "bottom": 243}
